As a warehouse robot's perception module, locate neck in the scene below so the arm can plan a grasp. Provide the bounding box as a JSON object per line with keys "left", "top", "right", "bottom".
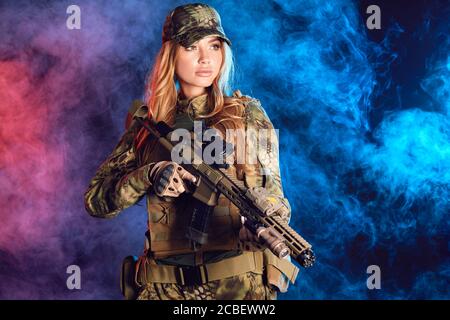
{"left": 180, "top": 84, "right": 208, "bottom": 100}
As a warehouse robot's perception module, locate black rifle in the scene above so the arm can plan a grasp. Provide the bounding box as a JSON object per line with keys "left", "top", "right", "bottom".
{"left": 135, "top": 117, "right": 315, "bottom": 268}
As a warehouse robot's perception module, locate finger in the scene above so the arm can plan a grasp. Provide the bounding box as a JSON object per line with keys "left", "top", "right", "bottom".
{"left": 155, "top": 174, "right": 185, "bottom": 198}
{"left": 157, "top": 184, "right": 177, "bottom": 197}
{"left": 239, "top": 227, "right": 252, "bottom": 241}
{"left": 175, "top": 165, "right": 197, "bottom": 184}
{"left": 175, "top": 180, "right": 186, "bottom": 195}
{"left": 155, "top": 166, "right": 175, "bottom": 195}
{"left": 239, "top": 227, "right": 248, "bottom": 241}
{"left": 164, "top": 168, "right": 186, "bottom": 197}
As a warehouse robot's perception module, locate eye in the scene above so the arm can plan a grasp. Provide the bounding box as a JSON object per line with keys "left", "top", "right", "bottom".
{"left": 185, "top": 45, "right": 197, "bottom": 51}
{"left": 211, "top": 43, "right": 221, "bottom": 50}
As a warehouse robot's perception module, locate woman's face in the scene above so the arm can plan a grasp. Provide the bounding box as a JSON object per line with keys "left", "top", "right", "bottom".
{"left": 175, "top": 36, "right": 223, "bottom": 98}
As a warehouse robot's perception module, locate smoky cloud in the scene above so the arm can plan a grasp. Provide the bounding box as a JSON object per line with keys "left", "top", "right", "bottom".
{"left": 0, "top": 0, "right": 448, "bottom": 299}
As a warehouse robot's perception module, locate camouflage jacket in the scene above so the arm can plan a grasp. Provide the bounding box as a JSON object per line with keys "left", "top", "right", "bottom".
{"left": 84, "top": 91, "right": 291, "bottom": 224}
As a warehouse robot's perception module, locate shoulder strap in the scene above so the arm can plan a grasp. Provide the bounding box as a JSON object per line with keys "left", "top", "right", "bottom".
{"left": 232, "top": 89, "right": 243, "bottom": 98}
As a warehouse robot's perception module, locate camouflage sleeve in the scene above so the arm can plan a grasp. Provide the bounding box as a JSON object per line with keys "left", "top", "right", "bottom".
{"left": 243, "top": 98, "right": 292, "bottom": 223}
{"left": 84, "top": 125, "right": 154, "bottom": 219}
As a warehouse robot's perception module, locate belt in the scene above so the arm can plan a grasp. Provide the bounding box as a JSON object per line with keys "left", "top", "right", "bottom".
{"left": 136, "top": 251, "right": 263, "bottom": 286}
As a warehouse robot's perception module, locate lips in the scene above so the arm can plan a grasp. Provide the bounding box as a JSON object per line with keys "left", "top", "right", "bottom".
{"left": 195, "top": 70, "right": 213, "bottom": 77}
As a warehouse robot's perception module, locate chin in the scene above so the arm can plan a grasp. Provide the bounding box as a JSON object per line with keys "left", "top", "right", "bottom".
{"left": 192, "top": 79, "right": 214, "bottom": 87}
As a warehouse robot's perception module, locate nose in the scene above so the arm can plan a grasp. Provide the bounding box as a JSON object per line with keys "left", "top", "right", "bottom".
{"left": 198, "top": 47, "right": 211, "bottom": 65}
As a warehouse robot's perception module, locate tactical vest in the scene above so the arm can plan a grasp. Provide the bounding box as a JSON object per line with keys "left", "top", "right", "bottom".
{"left": 130, "top": 95, "right": 263, "bottom": 259}
{"left": 125, "top": 92, "right": 299, "bottom": 293}
{"left": 137, "top": 132, "right": 250, "bottom": 258}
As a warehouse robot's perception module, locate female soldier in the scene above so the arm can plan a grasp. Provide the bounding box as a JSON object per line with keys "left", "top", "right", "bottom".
{"left": 84, "top": 3, "right": 298, "bottom": 300}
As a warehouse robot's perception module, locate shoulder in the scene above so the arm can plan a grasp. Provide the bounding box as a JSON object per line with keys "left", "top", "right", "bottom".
{"left": 231, "top": 90, "right": 273, "bottom": 128}
{"left": 125, "top": 99, "right": 148, "bottom": 130}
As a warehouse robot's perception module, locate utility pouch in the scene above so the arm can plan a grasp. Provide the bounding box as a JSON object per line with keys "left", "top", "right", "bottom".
{"left": 120, "top": 255, "right": 140, "bottom": 300}
{"left": 263, "top": 249, "right": 299, "bottom": 293}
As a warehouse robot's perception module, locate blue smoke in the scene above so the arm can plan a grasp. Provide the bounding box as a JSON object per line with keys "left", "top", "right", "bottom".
{"left": 216, "top": 0, "right": 449, "bottom": 299}
{"left": 362, "top": 109, "right": 450, "bottom": 208}
{"left": 218, "top": 0, "right": 378, "bottom": 299}
{"left": 421, "top": 55, "right": 450, "bottom": 115}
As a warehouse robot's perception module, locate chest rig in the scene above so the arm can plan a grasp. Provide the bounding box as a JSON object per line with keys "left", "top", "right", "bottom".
{"left": 135, "top": 102, "right": 247, "bottom": 259}
{"left": 124, "top": 94, "right": 300, "bottom": 293}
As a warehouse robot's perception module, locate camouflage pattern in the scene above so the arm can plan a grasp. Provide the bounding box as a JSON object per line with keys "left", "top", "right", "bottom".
{"left": 84, "top": 125, "right": 155, "bottom": 219}
{"left": 176, "top": 92, "right": 210, "bottom": 119}
{"left": 176, "top": 91, "right": 291, "bottom": 223}
{"left": 136, "top": 271, "right": 276, "bottom": 300}
{"left": 162, "top": 3, "right": 231, "bottom": 47}
{"left": 84, "top": 91, "right": 293, "bottom": 299}
{"left": 241, "top": 96, "right": 292, "bottom": 223}
{"left": 177, "top": 91, "right": 291, "bottom": 223}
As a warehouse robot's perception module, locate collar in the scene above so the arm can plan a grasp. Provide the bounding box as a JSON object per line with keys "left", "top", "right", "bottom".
{"left": 176, "top": 92, "right": 210, "bottom": 119}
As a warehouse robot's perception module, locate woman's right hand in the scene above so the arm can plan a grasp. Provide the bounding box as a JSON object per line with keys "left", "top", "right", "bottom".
{"left": 148, "top": 161, "right": 198, "bottom": 198}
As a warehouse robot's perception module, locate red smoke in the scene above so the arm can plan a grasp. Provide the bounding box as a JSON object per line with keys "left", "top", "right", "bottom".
{"left": 0, "top": 60, "right": 67, "bottom": 252}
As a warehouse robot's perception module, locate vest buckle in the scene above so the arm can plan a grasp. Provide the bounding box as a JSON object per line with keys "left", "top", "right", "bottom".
{"left": 178, "top": 265, "right": 208, "bottom": 286}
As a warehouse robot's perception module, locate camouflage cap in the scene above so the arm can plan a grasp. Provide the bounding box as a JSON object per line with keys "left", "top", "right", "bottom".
{"left": 162, "top": 3, "right": 231, "bottom": 47}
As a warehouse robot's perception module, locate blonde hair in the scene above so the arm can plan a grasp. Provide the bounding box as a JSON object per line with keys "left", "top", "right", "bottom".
{"left": 134, "top": 39, "right": 247, "bottom": 151}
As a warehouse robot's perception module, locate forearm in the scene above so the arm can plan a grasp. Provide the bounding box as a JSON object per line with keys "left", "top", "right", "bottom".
{"left": 263, "top": 170, "right": 291, "bottom": 223}
{"left": 84, "top": 162, "right": 154, "bottom": 218}
{"left": 244, "top": 98, "right": 292, "bottom": 223}
{"left": 113, "top": 163, "right": 154, "bottom": 211}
